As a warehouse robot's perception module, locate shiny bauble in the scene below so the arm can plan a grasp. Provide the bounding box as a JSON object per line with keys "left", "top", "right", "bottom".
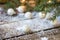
{"left": 17, "top": 25, "right": 31, "bottom": 33}
{"left": 16, "top": 6, "right": 26, "bottom": 13}
{"left": 7, "top": 8, "right": 16, "bottom": 16}
{"left": 25, "top": 12, "right": 33, "bottom": 19}
{"left": 39, "top": 12, "right": 46, "bottom": 19}
{"left": 0, "top": 0, "right": 8, "bottom": 4}
{"left": 41, "top": 37, "right": 48, "bottom": 40}
{"left": 56, "top": 0, "right": 60, "bottom": 3}
{"left": 29, "top": 0, "right": 36, "bottom": 8}
{"left": 23, "top": 25, "right": 31, "bottom": 33}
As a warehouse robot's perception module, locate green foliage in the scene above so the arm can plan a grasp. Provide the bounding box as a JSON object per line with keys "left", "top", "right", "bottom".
{"left": 4, "top": 0, "right": 20, "bottom": 10}
{"left": 49, "top": 6, "right": 60, "bottom": 21}
{"left": 54, "top": 6, "right": 60, "bottom": 17}
{"left": 34, "top": 0, "right": 56, "bottom": 12}
{"left": 34, "top": 4, "right": 45, "bottom": 11}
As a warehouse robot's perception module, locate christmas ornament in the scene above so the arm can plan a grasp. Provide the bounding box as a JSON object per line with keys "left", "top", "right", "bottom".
{"left": 57, "top": 0, "right": 60, "bottom": 3}
{"left": 25, "top": 12, "right": 33, "bottom": 19}
{"left": 28, "top": 0, "right": 36, "bottom": 8}
{"left": 16, "top": 6, "right": 26, "bottom": 13}
{"left": 0, "top": 0, "right": 8, "bottom": 3}
{"left": 39, "top": 12, "right": 46, "bottom": 19}
{"left": 20, "top": 0, "right": 26, "bottom": 4}
{"left": 41, "top": 37, "right": 48, "bottom": 40}
{"left": 7, "top": 8, "right": 16, "bottom": 16}
{"left": 16, "top": 25, "right": 31, "bottom": 33}
{"left": 47, "top": 0, "right": 52, "bottom": 4}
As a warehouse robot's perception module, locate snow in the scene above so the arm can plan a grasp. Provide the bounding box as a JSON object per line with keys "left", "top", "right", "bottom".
{"left": 0, "top": 11, "right": 58, "bottom": 38}
{"left": 0, "top": 12, "right": 54, "bottom": 32}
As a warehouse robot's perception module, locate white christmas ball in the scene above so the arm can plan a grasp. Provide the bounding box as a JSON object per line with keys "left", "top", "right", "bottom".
{"left": 25, "top": 12, "right": 33, "bottom": 19}
{"left": 41, "top": 37, "right": 48, "bottom": 40}
{"left": 16, "top": 6, "right": 26, "bottom": 13}
{"left": 23, "top": 25, "right": 31, "bottom": 33}
{"left": 39, "top": 12, "right": 46, "bottom": 19}
{"left": 17, "top": 25, "right": 31, "bottom": 33}
{"left": 7, "top": 8, "right": 16, "bottom": 16}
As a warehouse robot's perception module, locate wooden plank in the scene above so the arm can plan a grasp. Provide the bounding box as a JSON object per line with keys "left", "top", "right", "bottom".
{"left": 3, "top": 27, "right": 60, "bottom": 40}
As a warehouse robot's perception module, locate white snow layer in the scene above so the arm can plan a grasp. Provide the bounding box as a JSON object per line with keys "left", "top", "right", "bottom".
{"left": 0, "top": 12, "right": 58, "bottom": 38}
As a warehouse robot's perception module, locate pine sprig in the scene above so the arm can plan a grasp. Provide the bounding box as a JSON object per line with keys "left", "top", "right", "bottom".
{"left": 4, "top": 0, "right": 20, "bottom": 9}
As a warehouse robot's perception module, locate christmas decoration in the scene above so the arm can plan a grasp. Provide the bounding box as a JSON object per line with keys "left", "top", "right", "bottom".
{"left": 28, "top": 0, "right": 36, "bottom": 8}
{"left": 16, "top": 6, "right": 26, "bottom": 13}
{"left": 56, "top": 0, "right": 60, "bottom": 3}
{"left": 16, "top": 25, "right": 31, "bottom": 33}
{"left": 0, "top": 0, "right": 60, "bottom": 24}
{"left": 47, "top": 0, "right": 52, "bottom": 4}
{"left": 20, "top": 0, "right": 26, "bottom": 4}
{"left": 41, "top": 37, "right": 48, "bottom": 40}
{"left": 7, "top": 8, "right": 16, "bottom": 16}
{"left": 39, "top": 12, "right": 46, "bottom": 19}
{"left": 0, "top": 0, "right": 8, "bottom": 4}
{"left": 25, "top": 12, "right": 33, "bottom": 19}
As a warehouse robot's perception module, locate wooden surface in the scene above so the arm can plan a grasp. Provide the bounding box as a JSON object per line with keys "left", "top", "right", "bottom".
{"left": 3, "top": 27, "right": 60, "bottom": 40}
{"left": 0, "top": 19, "right": 60, "bottom": 40}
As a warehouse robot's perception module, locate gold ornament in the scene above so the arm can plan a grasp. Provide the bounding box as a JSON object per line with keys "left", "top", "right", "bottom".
{"left": 47, "top": 0, "right": 52, "bottom": 3}
{"left": 20, "top": 6, "right": 26, "bottom": 12}
{"left": 20, "top": 0, "right": 26, "bottom": 4}
{"left": 28, "top": 0, "right": 36, "bottom": 8}
{"left": 16, "top": 5, "right": 26, "bottom": 13}
{"left": 57, "top": 0, "right": 60, "bottom": 3}
{"left": 39, "top": 12, "right": 46, "bottom": 19}
{"left": 0, "top": 0, "right": 8, "bottom": 3}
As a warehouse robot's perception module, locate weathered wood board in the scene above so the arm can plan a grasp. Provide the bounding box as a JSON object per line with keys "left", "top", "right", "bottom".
{"left": 3, "top": 27, "right": 60, "bottom": 40}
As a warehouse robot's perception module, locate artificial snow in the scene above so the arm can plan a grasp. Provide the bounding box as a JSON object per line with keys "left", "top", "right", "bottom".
{"left": 0, "top": 12, "right": 59, "bottom": 38}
